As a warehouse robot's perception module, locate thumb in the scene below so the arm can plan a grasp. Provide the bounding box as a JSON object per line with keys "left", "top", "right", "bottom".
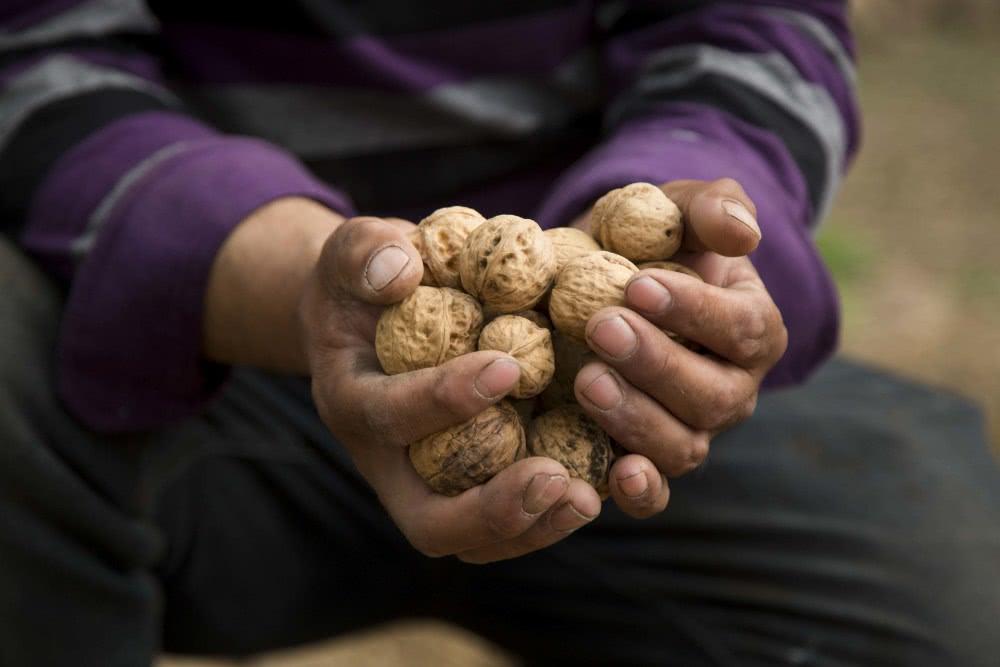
{"left": 318, "top": 216, "right": 425, "bottom": 305}
{"left": 662, "top": 178, "right": 762, "bottom": 257}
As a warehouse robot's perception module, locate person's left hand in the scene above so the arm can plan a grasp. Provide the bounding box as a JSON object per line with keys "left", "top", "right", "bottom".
{"left": 571, "top": 178, "right": 788, "bottom": 519}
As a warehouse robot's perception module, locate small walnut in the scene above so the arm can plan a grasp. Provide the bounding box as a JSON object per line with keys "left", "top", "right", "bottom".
{"left": 414, "top": 206, "right": 486, "bottom": 288}
{"left": 409, "top": 401, "right": 526, "bottom": 496}
{"left": 544, "top": 227, "right": 601, "bottom": 274}
{"left": 638, "top": 261, "right": 704, "bottom": 349}
{"left": 375, "top": 286, "right": 483, "bottom": 375}
{"left": 549, "top": 251, "right": 638, "bottom": 342}
{"left": 478, "top": 315, "right": 555, "bottom": 399}
{"left": 592, "top": 183, "right": 683, "bottom": 262}
{"left": 539, "top": 331, "right": 594, "bottom": 411}
{"left": 528, "top": 405, "right": 612, "bottom": 498}
{"left": 638, "top": 260, "right": 702, "bottom": 281}
{"left": 459, "top": 215, "right": 557, "bottom": 314}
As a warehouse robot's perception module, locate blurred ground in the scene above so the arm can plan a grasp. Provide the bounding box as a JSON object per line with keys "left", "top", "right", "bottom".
{"left": 161, "top": 7, "right": 999, "bottom": 666}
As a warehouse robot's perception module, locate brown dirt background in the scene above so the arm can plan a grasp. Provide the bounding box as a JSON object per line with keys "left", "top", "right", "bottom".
{"left": 160, "top": 3, "right": 1000, "bottom": 665}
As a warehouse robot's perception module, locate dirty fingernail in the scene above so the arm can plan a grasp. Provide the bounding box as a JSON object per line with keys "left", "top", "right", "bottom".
{"left": 475, "top": 358, "right": 520, "bottom": 399}
{"left": 550, "top": 502, "right": 598, "bottom": 533}
{"left": 365, "top": 245, "right": 410, "bottom": 290}
{"left": 582, "top": 372, "right": 622, "bottom": 410}
{"left": 589, "top": 316, "right": 637, "bottom": 359}
{"left": 722, "top": 199, "right": 761, "bottom": 239}
{"left": 523, "top": 474, "right": 568, "bottom": 515}
{"left": 626, "top": 276, "right": 672, "bottom": 314}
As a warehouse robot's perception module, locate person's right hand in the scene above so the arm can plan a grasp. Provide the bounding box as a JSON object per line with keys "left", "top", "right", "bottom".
{"left": 300, "top": 216, "right": 602, "bottom": 563}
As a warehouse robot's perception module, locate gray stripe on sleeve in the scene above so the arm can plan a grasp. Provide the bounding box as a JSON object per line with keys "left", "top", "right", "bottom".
{"left": 0, "top": 54, "right": 177, "bottom": 153}
{"left": 70, "top": 139, "right": 197, "bottom": 262}
{"left": 0, "top": 0, "right": 158, "bottom": 52}
{"left": 611, "top": 44, "right": 846, "bottom": 225}
{"left": 758, "top": 7, "right": 857, "bottom": 84}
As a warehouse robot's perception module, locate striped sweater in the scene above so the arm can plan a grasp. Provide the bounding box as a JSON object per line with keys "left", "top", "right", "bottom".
{"left": 0, "top": 1, "right": 859, "bottom": 432}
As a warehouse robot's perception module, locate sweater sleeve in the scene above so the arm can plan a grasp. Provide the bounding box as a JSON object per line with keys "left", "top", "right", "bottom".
{"left": 535, "top": 0, "right": 859, "bottom": 388}
{"left": 0, "top": 1, "right": 355, "bottom": 432}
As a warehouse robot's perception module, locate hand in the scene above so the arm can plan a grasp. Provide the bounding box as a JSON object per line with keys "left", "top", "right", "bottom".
{"left": 573, "top": 178, "right": 788, "bottom": 519}
{"left": 301, "top": 217, "right": 602, "bottom": 563}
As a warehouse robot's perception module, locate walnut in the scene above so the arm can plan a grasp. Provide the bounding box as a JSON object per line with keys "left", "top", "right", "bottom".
{"left": 375, "top": 286, "right": 483, "bottom": 375}
{"left": 413, "top": 206, "right": 486, "bottom": 288}
{"left": 528, "top": 405, "right": 612, "bottom": 498}
{"left": 478, "top": 315, "right": 555, "bottom": 399}
{"left": 510, "top": 397, "right": 538, "bottom": 430}
{"left": 549, "top": 251, "right": 638, "bottom": 342}
{"left": 458, "top": 215, "right": 557, "bottom": 314}
{"left": 591, "top": 183, "right": 683, "bottom": 262}
{"left": 638, "top": 260, "right": 702, "bottom": 281}
{"left": 544, "top": 226, "right": 601, "bottom": 274}
{"left": 512, "top": 309, "right": 552, "bottom": 330}
{"left": 539, "top": 331, "right": 594, "bottom": 411}
{"left": 409, "top": 401, "right": 526, "bottom": 496}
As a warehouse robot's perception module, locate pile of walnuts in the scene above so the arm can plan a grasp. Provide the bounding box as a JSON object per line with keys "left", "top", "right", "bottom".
{"left": 375, "top": 183, "right": 699, "bottom": 497}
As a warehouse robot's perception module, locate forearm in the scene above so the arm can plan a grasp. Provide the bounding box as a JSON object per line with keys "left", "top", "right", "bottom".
{"left": 203, "top": 197, "right": 344, "bottom": 374}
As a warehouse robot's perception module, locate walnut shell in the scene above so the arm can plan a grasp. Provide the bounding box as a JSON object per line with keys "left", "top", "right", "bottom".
{"left": 544, "top": 227, "right": 601, "bottom": 274}
{"left": 414, "top": 206, "right": 485, "bottom": 288}
{"left": 592, "top": 183, "right": 683, "bottom": 262}
{"left": 409, "top": 401, "right": 526, "bottom": 496}
{"left": 459, "top": 215, "right": 557, "bottom": 314}
{"left": 528, "top": 405, "right": 612, "bottom": 498}
{"left": 513, "top": 309, "right": 552, "bottom": 330}
{"left": 549, "top": 251, "right": 638, "bottom": 342}
{"left": 539, "top": 331, "right": 594, "bottom": 411}
{"left": 638, "top": 260, "right": 702, "bottom": 281}
{"left": 478, "top": 315, "right": 555, "bottom": 399}
{"left": 375, "top": 286, "right": 484, "bottom": 375}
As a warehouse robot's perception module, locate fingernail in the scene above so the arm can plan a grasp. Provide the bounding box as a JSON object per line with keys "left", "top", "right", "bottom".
{"left": 588, "top": 316, "right": 637, "bottom": 359}
{"left": 365, "top": 245, "right": 410, "bottom": 291}
{"left": 582, "top": 372, "right": 622, "bottom": 410}
{"left": 550, "top": 502, "right": 598, "bottom": 533}
{"left": 522, "top": 474, "right": 568, "bottom": 515}
{"left": 617, "top": 471, "right": 649, "bottom": 498}
{"left": 626, "top": 276, "right": 672, "bottom": 314}
{"left": 474, "top": 358, "right": 520, "bottom": 399}
{"left": 722, "top": 200, "right": 761, "bottom": 239}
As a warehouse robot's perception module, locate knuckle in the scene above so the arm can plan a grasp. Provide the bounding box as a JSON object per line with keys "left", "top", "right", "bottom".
{"left": 431, "top": 368, "right": 477, "bottom": 421}
{"left": 681, "top": 433, "right": 711, "bottom": 474}
{"left": 736, "top": 394, "right": 758, "bottom": 423}
{"left": 482, "top": 506, "right": 524, "bottom": 541}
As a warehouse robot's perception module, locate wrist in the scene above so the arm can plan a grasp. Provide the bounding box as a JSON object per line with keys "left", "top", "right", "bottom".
{"left": 203, "top": 196, "right": 344, "bottom": 373}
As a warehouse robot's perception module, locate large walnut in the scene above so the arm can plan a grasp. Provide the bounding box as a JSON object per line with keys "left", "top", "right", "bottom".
{"left": 478, "top": 315, "right": 555, "bottom": 399}
{"left": 549, "top": 251, "right": 638, "bottom": 342}
{"left": 414, "top": 206, "right": 486, "bottom": 288}
{"left": 458, "top": 215, "right": 557, "bottom": 314}
{"left": 409, "top": 401, "right": 526, "bottom": 496}
{"left": 544, "top": 226, "right": 601, "bottom": 274}
{"left": 528, "top": 405, "right": 612, "bottom": 498}
{"left": 375, "top": 286, "right": 483, "bottom": 375}
{"left": 592, "top": 183, "right": 683, "bottom": 262}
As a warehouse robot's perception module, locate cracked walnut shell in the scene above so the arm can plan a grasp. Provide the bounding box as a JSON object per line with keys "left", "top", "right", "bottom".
{"left": 592, "top": 183, "right": 683, "bottom": 262}
{"left": 375, "top": 286, "right": 483, "bottom": 375}
{"left": 549, "top": 251, "right": 638, "bottom": 342}
{"left": 478, "top": 315, "right": 555, "bottom": 399}
{"left": 528, "top": 405, "right": 612, "bottom": 498}
{"left": 458, "top": 215, "right": 557, "bottom": 314}
{"left": 414, "top": 206, "right": 486, "bottom": 288}
{"left": 409, "top": 401, "right": 526, "bottom": 496}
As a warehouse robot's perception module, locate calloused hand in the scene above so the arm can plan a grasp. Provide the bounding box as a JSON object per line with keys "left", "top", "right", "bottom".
{"left": 574, "top": 178, "right": 788, "bottom": 519}
{"left": 300, "top": 217, "right": 602, "bottom": 563}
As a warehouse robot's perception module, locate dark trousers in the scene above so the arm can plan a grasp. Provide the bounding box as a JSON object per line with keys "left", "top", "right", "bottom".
{"left": 2, "top": 241, "right": 1000, "bottom": 667}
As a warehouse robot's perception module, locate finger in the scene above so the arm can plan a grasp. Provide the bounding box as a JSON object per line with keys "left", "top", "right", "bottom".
{"left": 584, "top": 307, "right": 759, "bottom": 432}
{"left": 456, "top": 477, "right": 601, "bottom": 564}
{"left": 574, "top": 362, "right": 711, "bottom": 478}
{"left": 388, "top": 456, "right": 590, "bottom": 557}
{"left": 624, "top": 267, "right": 787, "bottom": 369}
{"left": 608, "top": 454, "right": 670, "bottom": 519}
{"left": 661, "top": 178, "right": 761, "bottom": 256}
{"left": 383, "top": 217, "right": 417, "bottom": 233}
{"left": 318, "top": 216, "right": 424, "bottom": 305}
{"left": 314, "top": 349, "right": 522, "bottom": 448}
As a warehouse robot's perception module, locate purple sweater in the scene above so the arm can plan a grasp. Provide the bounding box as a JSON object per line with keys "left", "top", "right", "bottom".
{"left": 0, "top": 1, "right": 859, "bottom": 432}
